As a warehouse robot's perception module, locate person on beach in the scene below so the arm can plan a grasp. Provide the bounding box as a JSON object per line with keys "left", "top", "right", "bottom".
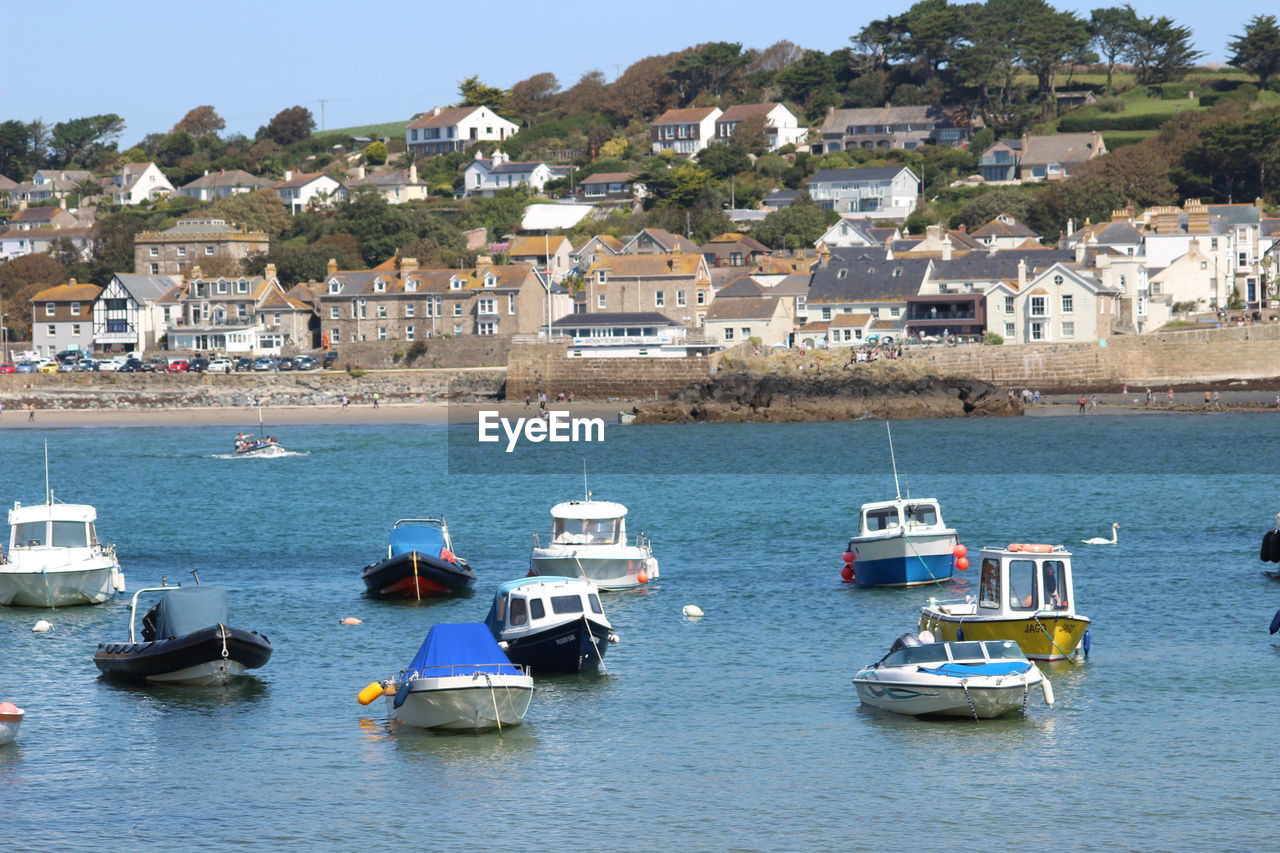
{"left": 1212, "top": 390, "right": 1220, "bottom": 410}
{"left": 1204, "top": 390, "right": 1212, "bottom": 408}
{"left": 567, "top": 391, "right": 574, "bottom": 403}
{"left": 27, "top": 403, "right": 35, "bottom": 421}
{"left": 1167, "top": 387, "right": 1174, "bottom": 404}
{"left": 0, "top": 402, "right": 4, "bottom": 418}
{"left": 524, "top": 395, "right": 532, "bottom": 409}
{"left": 341, "top": 395, "right": 349, "bottom": 410}
{"left": 371, "top": 392, "right": 380, "bottom": 409}
{"left": 1122, "top": 383, "right": 1128, "bottom": 395}
{"left": 1274, "top": 394, "right": 1280, "bottom": 410}
{"left": 1078, "top": 394, "right": 1087, "bottom": 414}
{"left": 1033, "top": 390, "right": 1040, "bottom": 404}
{"left": 1091, "top": 395, "right": 1099, "bottom": 411}
{"left": 1145, "top": 388, "right": 1152, "bottom": 405}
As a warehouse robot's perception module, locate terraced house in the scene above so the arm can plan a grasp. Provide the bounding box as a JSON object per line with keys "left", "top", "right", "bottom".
{"left": 29, "top": 280, "right": 103, "bottom": 357}
{"left": 582, "top": 252, "right": 713, "bottom": 328}
{"left": 167, "top": 265, "right": 314, "bottom": 353}
{"left": 133, "top": 217, "right": 270, "bottom": 276}
{"left": 317, "top": 257, "right": 548, "bottom": 344}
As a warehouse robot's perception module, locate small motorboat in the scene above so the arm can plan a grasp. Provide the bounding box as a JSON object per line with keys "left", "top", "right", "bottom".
{"left": 93, "top": 584, "right": 273, "bottom": 685}
{"left": 361, "top": 518, "right": 475, "bottom": 600}
{"left": 529, "top": 495, "right": 659, "bottom": 591}
{"left": 0, "top": 702, "right": 23, "bottom": 745}
{"left": 234, "top": 406, "right": 289, "bottom": 457}
{"left": 362, "top": 623, "right": 533, "bottom": 732}
{"left": 919, "top": 544, "right": 1091, "bottom": 662}
{"left": 484, "top": 576, "right": 618, "bottom": 673}
{"left": 853, "top": 632, "right": 1053, "bottom": 719}
{"left": 0, "top": 447, "right": 126, "bottom": 607}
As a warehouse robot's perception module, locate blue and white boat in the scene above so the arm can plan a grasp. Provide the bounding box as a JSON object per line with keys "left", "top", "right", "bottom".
{"left": 484, "top": 576, "right": 617, "bottom": 674}
{"left": 840, "top": 425, "right": 960, "bottom": 588}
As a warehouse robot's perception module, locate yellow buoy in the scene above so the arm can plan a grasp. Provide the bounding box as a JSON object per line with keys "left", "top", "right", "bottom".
{"left": 357, "top": 681, "right": 384, "bottom": 705}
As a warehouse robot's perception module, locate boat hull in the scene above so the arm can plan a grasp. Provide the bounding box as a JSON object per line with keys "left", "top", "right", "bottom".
{"left": 0, "top": 712, "right": 22, "bottom": 745}
{"left": 389, "top": 675, "right": 533, "bottom": 731}
{"left": 847, "top": 533, "right": 957, "bottom": 588}
{"left": 919, "top": 609, "right": 1089, "bottom": 662}
{"left": 502, "top": 617, "right": 611, "bottom": 674}
{"left": 530, "top": 550, "right": 657, "bottom": 591}
{"left": 854, "top": 677, "right": 1037, "bottom": 718}
{"left": 236, "top": 443, "right": 288, "bottom": 458}
{"left": 361, "top": 551, "right": 475, "bottom": 599}
{"left": 94, "top": 625, "right": 273, "bottom": 685}
{"left": 0, "top": 564, "right": 120, "bottom": 608}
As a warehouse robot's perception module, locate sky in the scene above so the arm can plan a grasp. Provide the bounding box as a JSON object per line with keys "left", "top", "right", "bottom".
{"left": 0, "top": 0, "right": 1265, "bottom": 147}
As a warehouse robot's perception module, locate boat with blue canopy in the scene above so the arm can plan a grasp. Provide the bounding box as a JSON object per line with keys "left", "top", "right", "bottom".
{"left": 360, "top": 517, "right": 475, "bottom": 600}
{"left": 363, "top": 623, "right": 533, "bottom": 731}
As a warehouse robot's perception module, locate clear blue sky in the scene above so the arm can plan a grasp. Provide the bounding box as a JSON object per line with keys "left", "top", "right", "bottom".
{"left": 0, "top": 0, "right": 1262, "bottom": 146}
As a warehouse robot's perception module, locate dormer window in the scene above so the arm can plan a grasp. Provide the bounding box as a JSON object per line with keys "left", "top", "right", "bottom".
{"left": 373, "top": 279, "right": 386, "bottom": 293}
{"left": 596, "top": 270, "right": 608, "bottom": 284}
{"left": 837, "top": 269, "right": 847, "bottom": 279}
{"left": 405, "top": 279, "right": 417, "bottom": 292}
{"left": 484, "top": 273, "right": 496, "bottom": 287}
{"left": 893, "top": 267, "right": 903, "bottom": 277}
{"left": 237, "top": 280, "right": 249, "bottom": 294}
{"left": 450, "top": 276, "right": 463, "bottom": 291}
{"left": 328, "top": 279, "right": 341, "bottom": 294}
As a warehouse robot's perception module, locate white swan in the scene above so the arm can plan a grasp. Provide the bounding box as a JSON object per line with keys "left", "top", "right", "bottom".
{"left": 1082, "top": 523, "right": 1119, "bottom": 545}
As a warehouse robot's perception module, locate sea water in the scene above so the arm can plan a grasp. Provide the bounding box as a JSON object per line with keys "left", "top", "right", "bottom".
{"left": 1, "top": 414, "right": 1277, "bottom": 851}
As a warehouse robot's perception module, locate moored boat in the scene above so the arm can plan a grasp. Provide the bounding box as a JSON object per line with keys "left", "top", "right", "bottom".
{"left": 0, "top": 489, "right": 126, "bottom": 608}
{"left": 529, "top": 496, "right": 658, "bottom": 591}
{"left": 853, "top": 633, "right": 1052, "bottom": 719}
{"left": 844, "top": 497, "right": 959, "bottom": 587}
{"left": 361, "top": 518, "right": 475, "bottom": 600}
{"left": 484, "top": 576, "right": 617, "bottom": 673}
{"left": 0, "top": 702, "right": 23, "bottom": 745}
{"left": 366, "top": 623, "right": 533, "bottom": 731}
{"left": 93, "top": 584, "right": 273, "bottom": 685}
{"left": 919, "top": 544, "right": 1091, "bottom": 662}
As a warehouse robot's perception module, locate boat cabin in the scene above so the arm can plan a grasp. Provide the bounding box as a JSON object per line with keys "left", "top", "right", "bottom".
{"left": 858, "top": 498, "right": 947, "bottom": 537}
{"left": 879, "top": 638, "right": 1028, "bottom": 669}
{"left": 548, "top": 500, "right": 628, "bottom": 546}
{"left": 975, "top": 545, "right": 1076, "bottom": 617}
{"left": 8, "top": 501, "right": 100, "bottom": 551}
{"left": 485, "top": 577, "right": 606, "bottom": 636}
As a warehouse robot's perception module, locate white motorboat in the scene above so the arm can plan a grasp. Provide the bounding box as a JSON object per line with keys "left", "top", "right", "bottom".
{"left": 529, "top": 495, "right": 659, "bottom": 591}
{"left": 484, "top": 576, "right": 618, "bottom": 673}
{"left": 0, "top": 702, "right": 23, "bottom": 745}
{"left": 367, "top": 623, "right": 533, "bottom": 732}
{"left": 0, "top": 472, "right": 126, "bottom": 608}
{"left": 853, "top": 633, "right": 1053, "bottom": 719}
{"left": 234, "top": 405, "right": 289, "bottom": 457}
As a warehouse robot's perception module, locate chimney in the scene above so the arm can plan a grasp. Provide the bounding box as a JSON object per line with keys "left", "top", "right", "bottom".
{"left": 926, "top": 223, "right": 941, "bottom": 242}
{"left": 818, "top": 243, "right": 831, "bottom": 268}
{"left": 326, "top": 258, "right": 338, "bottom": 276}
{"left": 433, "top": 106, "right": 442, "bottom": 117}
{"left": 1111, "top": 206, "right": 1130, "bottom": 222}
{"left": 400, "top": 257, "right": 419, "bottom": 278}
{"left": 191, "top": 265, "right": 203, "bottom": 280}
{"left": 1154, "top": 206, "right": 1180, "bottom": 236}
{"left": 1075, "top": 240, "right": 1087, "bottom": 264}
{"left": 1185, "top": 199, "right": 1209, "bottom": 235}
{"left": 283, "top": 170, "right": 293, "bottom": 181}
{"left": 265, "top": 263, "right": 278, "bottom": 280}
{"left": 59, "top": 196, "right": 66, "bottom": 209}
{"left": 1017, "top": 259, "right": 1027, "bottom": 288}
{"left": 354, "top": 164, "right": 366, "bottom": 181}
{"left": 204, "top": 169, "right": 209, "bottom": 177}
{"left": 68, "top": 277, "right": 77, "bottom": 286}
{"left": 1188, "top": 238, "right": 1201, "bottom": 256}
{"left": 941, "top": 233, "right": 953, "bottom": 261}
{"left": 409, "top": 163, "right": 418, "bottom": 184}
{"left": 1066, "top": 218, "right": 1075, "bottom": 236}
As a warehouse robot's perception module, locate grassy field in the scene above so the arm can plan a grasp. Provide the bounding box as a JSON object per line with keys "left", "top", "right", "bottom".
{"left": 317, "top": 120, "right": 408, "bottom": 139}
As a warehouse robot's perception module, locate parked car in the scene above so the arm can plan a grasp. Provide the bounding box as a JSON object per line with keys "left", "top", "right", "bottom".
{"left": 234, "top": 357, "right": 253, "bottom": 372}
{"left": 252, "top": 356, "right": 276, "bottom": 371}
{"left": 38, "top": 362, "right": 61, "bottom": 374}
{"left": 167, "top": 359, "right": 190, "bottom": 373}
{"left": 55, "top": 350, "right": 83, "bottom": 363}
{"left": 322, "top": 351, "right": 338, "bottom": 369}
{"left": 96, "top": 360, "right": 121, "bottom": 373}
{"left": 277, "top": 357, "right": 297, "bottom": 371}
{"left": 117, "top": 358, "right": 145, "bottom": 373}
{"left": 206, "top": 358, "right": 234, "bottom": 374}
{"left": 0, "top": 363, "right": 15, "bottom": 374}
{"left": 294, "top": 355, "right": 317, "bottom": 371}
{"left": 74, "top": 359, "right": 99, "bottom": 372}
{"left": 146, "top": 357, "right": 167, "bottom": 372}
{"left": 188, "top": 357, "right": 209, "bottom": 373}
{"left": 15, "top": 361, "right": 38, "bottom": 373}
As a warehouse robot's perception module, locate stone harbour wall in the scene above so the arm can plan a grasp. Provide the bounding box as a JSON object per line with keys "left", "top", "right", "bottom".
{"left": 505, "top": 344, "right": 713, "bottom": 400}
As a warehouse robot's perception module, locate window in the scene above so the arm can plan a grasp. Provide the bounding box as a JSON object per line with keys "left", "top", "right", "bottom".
{"left": 47, "top": 325, "right": 55, "bottom": 337}
{"left": 1061, "top": 294, "right": 1073, "bottom": 313}
{"left": 654, "top": 291, "right": 665, "bottom": 307}
{"left": 107, "top": 319, "right": 127, "bottom": 333}
{"left": 205, "top": 246, "right": 214, "bottom": 256}
{"left": 477, "top": 298, "right": 496, "bottom": 315}
{"left": 377, "top": 327, "right": 387, "bottom": 340}
{"left": 405, "top": 304, "right": 415, "bottom": 318}
{"left": 217, "top": 281, "right": 228, "bottom": 294}
{"left": 238, "top": 305, "right": 248, "bottom": 318}
{"left": 452, "top": 303, "right": 462, "bottom": 317}
{"left": 1030, "top": 296, "right": 1046, "bottom": 316}
{"left": 1053, "top": 274, "right": 1064, "bottom": 286}
{"left": 405, "top": 325, "right": 414, "bottom": 340}
{"left": 376, "top": 305, "right": 387, "bottom": 318}
{"left": 237, "top": 281, "right": 248, "bottom": 294}
{"left": 453, "top": 323, "right": 463, "bottom": 334}
{"left": 1004, "top": 296, "right": 1014, "bottom": 314}
{"left": 1030, "top": 321, "right": 1044, "bottom": 341}
{"left": 1004, "top": 322, "right": 1015, "bottom": 338}
{"left": 149, "top": 263, "right": 159, "bottom": 274}
{"left": 449, "top": 277, "right": 462, "bottom": 290}
{"left": 596, "top": 270, "right": 607, "bottom": 285}
{"left": 904, "top": 504, "right": 937, "bottom": 526}
{"left": 677, "top": 291, "right": 686, "bottom": 307}
{"left": 1042, "top": 561, "right": 1069, "bottom": 610}
{"left": 328, "top": 281, "right": 341, "bottom": 294}
{"left": 177, "top": 247, "right": 186, "bottom": 257}
{"left": 729, "top": 252, "right": 743, "bottom": 266}
{"left": 70, "top": 302, "right": 80, "bottom": 316}
{"left": 696, "top": 290, "right": 706, "bottom": 306}
{"left": 149, "top": 247, "right": 159, "bottom": 257}
{"left": 45, "top": 303, "right": 55, "bottom": 316}
{"left": 864, "top": 508, "right": 899, "bottom": 531}
{"left": 741, "top": 327, "right": 751, "bottom": 338}
{"left": 979, "top": 558, "right": 1001, "bottom": 609}
{"left": 509, "top": 597, "right": 527, "bottom": 626}
{"left": 551, "top": 595, "right": 584, "bottom": 615}
{"left": 870, "top": 308, "right": 880, "bottom": 319}
{"left": 72, "top": 324, "right": 81, "bottom": 335}
{"left": 1062, "top": 321, "right": 1075, "bottom": 338}
{"left": 1009, "top": 559, "right": 1038, "bottom": 610}
{"left": 374, "top": 280, "right": 385, "bottom": 293}
{"left": 890, "top": 307, "right": 900, "bottom": 318}
{"left": 724, "top": 327, "right": 735, "bottom": 341}
{"left": 822, "top": 307, "right": 832, "bottom": 320}
{"left": 330, "top": 327, "right": 339, "bottom": 343}
{"left": 597, "top": 293, "right": 607, "bottom": 309}
{"left": 1210, "top": 238, "right": 1218, "bottom": 249}
{"left": 507, "top": 293, "right": 516, "bottom": 315}
{"left": 478, "top": 321, "right": 495, "bottom": 335}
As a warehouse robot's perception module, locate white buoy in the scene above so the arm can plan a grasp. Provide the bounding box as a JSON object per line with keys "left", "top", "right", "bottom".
{"left": 682, "top": 605, "right": 704, "bottom": 618}
{"left": 32, "top": 620, "right": 52, "bottom": 633}
{"left": 340, "top": 617, "right": 362, "bottom": 625}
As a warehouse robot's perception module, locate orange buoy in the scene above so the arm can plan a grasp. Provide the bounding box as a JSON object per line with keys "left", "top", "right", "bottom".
{"left": 841, "top": 565, "right": 854, "bottom": 581}
{"left": 955, "top": 556, "right": 970, "bottom": 571}
{"left": 1009, "top": 543, "right": 1054, "bottom": 553}
{"left": 637, "top": 572, "right": 649, "bottom": 584}
{"left": 357, "top": 682, "right": 384, "bottom": 706}
{"left": 952, "top": 544, "right": 967, "bottom": 558}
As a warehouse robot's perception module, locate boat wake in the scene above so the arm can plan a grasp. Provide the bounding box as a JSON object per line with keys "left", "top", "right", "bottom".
{"left": 209, "top": 451, "right": 310, "bottom": 459}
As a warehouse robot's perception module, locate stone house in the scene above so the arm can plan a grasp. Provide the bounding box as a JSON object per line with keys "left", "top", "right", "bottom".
{"left": 92, "top": 273, "right": 180, "bottom": 355}
{"left": 570, "top": 234, "right": 623, "bottom": 274}
{"left": 168, "top": 265, "right": 312, "bottom": 354}
{"left": 405, "top": 106, "right": 519, "bottom": 157}
{"left": 703, "top": 295, "right": 792, "bottom": 347}
{"left": 507, "top": 235, "right": 573, "bottom": 282}
{"left": 618, "top": 228, "right": 699, "bottom": 255}
{"left": 133, "top": 218, "right": 270, "bottom": 277}
{"left": 650, "top": 107, "right": 722, "bottom": 156}
{"left": 178, "top": 169, "right": 275, "bottom": 201}
{"left": 582, "top": 253, "right": 713, "bottom": 328}
{"left": 713, "top": 103, "right": 807, "bottom": 151}
{"left": 700, "top": 232, "right": 769, "bottom": 269}
{"left": 812, "top": 105, "right": 979, "bottom": 154}
{"left": 29, "top": 280, "right": 103, "bottom": 356}
{"left": 806, "top": 166, "right": 920, "bottom": 219}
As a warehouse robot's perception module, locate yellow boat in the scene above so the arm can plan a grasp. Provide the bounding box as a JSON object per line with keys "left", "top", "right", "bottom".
{"left": 919, "top": 544, "right": 1090, "bottom": 662}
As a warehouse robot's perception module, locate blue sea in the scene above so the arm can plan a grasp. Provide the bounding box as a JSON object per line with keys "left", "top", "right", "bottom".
{"left": 1, "top": 414, "right": 1278, "bottom": 851}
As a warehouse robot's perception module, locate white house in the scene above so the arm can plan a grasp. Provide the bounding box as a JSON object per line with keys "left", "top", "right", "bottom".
{"left": 650, "top": 107, "right": 722, "bottom": 156}
{"left": 985, "top": 262, "right": 1119, "bottom": 344}
{"left": 273, "top": 171, "right": 346, "bottom": 214}
{"left": 92, "top": 273, "right": 179, "bottom": 355}
{"left": 462, "top": 150, "right": 562, "bottom": 197}
{"left": 713, "top": 103, "right": 807, "bottom": 151}
{"left": 107, "top": 162, "right": 174, "bottom": 205}
{"left": 405, "top": 106, "right": 519, "bottom": 157}
{"left": 344, "top": 164, "right": 431, "bottom": 203}
{"left": 806, "top": 166, "right": 920, "bottom": 220}
{"left": 703, "top": 295, "right": 793, "bottom": 347}
{"left": 8, "top": 170, "right": 92, "bottom": 204}
{"left": 814, "top": 217, "right": 882, "bottom": 249}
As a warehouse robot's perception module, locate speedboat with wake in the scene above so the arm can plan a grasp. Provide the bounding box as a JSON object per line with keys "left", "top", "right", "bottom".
{"left": 529, "top": 495, "right": 659, "bottom": 591}
{"left": 93, "top": 582, "right": 273, "bottom": 685}
{"left": 484, "top": 576, "right": 617, "bottom": 673}
{"left": 853, "top": 633, "right": 1053, "bottom": 719}
{"left": 234, "top": 405, "right": 289, "bottom": 457}
{"left": 0, "top": 450, "right": 126, "bottom": 607}
{"left": 361, "top": 517, "right": 475, "bottom": 599}
{"left": 359, "top": 623, "right": 533, "bottom": 732}
{"left": 919, "top": 543, "right": 1091, "bottom": 662}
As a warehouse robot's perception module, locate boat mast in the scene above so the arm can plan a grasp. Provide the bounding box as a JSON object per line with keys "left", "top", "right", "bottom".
{"left": 43, "top": 440, "right": 52, "bottom": 505}
{"left": 886, "top": 422, "right": 901, "bottom": 500}
{"left": 582, "top": 458, "right": 590, "bottom": 502}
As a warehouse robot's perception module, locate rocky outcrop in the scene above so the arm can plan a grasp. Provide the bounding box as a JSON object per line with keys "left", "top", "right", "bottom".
{"left": 633, "top": 364, "right": 1021, "bottom": 423}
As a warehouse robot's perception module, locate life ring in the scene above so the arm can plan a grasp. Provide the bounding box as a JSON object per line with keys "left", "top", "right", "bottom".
{"left": 1008, "top": 543, "right": 1054, "bottom": 553}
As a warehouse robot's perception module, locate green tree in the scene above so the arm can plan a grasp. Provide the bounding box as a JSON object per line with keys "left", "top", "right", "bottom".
{"left": 50, "top": 114, "right": 125, "bottom": 167}
{"left": 1228, "top": 15, "right": 1280, "bottom": 90}
{"left": 697, "top": 142, "right": 751, "bottom": 180}
{"left": 456, "top": 76, "right": 512, "bottom": 119}
{"left": 1020, "top": 3, "right": 1092, "bottom": 98}
{"left": 258, "top": 106, "right": 314, "bottom": 146}
{"left": 751, "top": 196, "right": 838, "bottom": 250}
{"left": 668, "top": 162, "right": 714, "bottom": 207}
{"left": 364, "top": 140, "right": 388, "bottom": 165}
{"left": 1127, "top": 15, "right": 1202, "bottom": 84}
{"left": 953, "top": 186, "right": 1036, "bottom": 229}
{"left": 669, "top": 42, "right": 750, "bottom": 102}
{"left": 172, "top": 105, "right": 225, "bottom": 137}
{"left": 208, "top": 189, "right": 292, "bottom": 237}
{"left": 509, "top": 72, "right": 560, "bottom": 122}
{"left": 1090, "top": 6, "right": 1140, "bottom": 93}
{"left": 0, "top": 120, "right": 33, "bottom": 177}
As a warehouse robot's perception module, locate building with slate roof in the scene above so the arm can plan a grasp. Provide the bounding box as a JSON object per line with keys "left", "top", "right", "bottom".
{"left": 178, "top": 169, "right": 275, "bottom": 201}
{"left": 812, "top": 105, "right": 980, "bottom": 155}
{"left": 342, "top": 164, "right": 431, "bottom": 204}
{"left": 713, "top": 103, "right": 807, "bottom": 151}
{"left": 805, "top": 167, "right": 920, "bottom": 220}
{"left": 806, "top": 248, "right": 931, "bottom": 337}
{"left": 582, "top": 252, "right": 712, "bottom": 328}
{"left": 92, "top": 273, "right": 182, "bottom": 354}
{"left": 167, "top": 265, "right": 311, "bottom": 353}
{"left": 650, "top": 107, "right": 722, "bottom": 156}
{"left": 405, "top": 106, "right": 519, "bottom": 157}
{"left": 30, "top": 280, "right": 104, "bottom": 356}
{"left": 970, "top": 214, "right": 1040, "bottom": 250}
{"left": 462, "top": 150, "right": 568, "bottom": 197}
{"left": 134, "top": 218, "right": 270, "bottom": 276}
{"left": 703, "top": 295, "right": 792, "bottom": 347}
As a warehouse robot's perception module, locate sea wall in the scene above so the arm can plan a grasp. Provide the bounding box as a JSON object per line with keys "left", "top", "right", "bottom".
{"left": 905, "top": 325, "right": 1280, "bottom": 388}
{"left": 505, "top": 343, "right": 713, "bottom": 400}
{"left": 0, "top": 369, "right": 504, "bottom": 409}
{"left": 327, "top": 336, "right": 512, "bottom": 370}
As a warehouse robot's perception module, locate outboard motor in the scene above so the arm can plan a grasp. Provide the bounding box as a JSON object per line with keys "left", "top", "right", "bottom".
{"left": 889, "top": 632, "right": 922, "bottom": 654}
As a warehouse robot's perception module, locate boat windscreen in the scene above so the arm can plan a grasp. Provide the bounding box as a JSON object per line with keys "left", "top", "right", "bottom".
{"left": 947, "top": 641, "right": 988, "bottom": 661}
{"left": 904, "top": 503, "right": 938, "bottom": 526}
{"left": 552, "top": 517, "right": 619, "bottom": 545}
{"left": 14, "top": 521, "right": 45, "bottom": 547}
{"left": 153, "top": 586, "right": 229, "bottom": 639}
{"left": 883, "top": 644, "right": 950, "bottom": 667}
{"left": 982, "top": 640, "right": 1028, "bottom": 661}
{"left": 551, "top": 594, "right": 584, "bottom": 615}
{"left": 50, "top": 521, "right": 89, "bottom": 548}
{"left": 406, "top": 623, "right": 522, "bottom": 677}
{"left": 864, "top": 508, "right": 899, "bottom": 532}
{"left": 390, "top": 524, "right": 445, "bottom": 558}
